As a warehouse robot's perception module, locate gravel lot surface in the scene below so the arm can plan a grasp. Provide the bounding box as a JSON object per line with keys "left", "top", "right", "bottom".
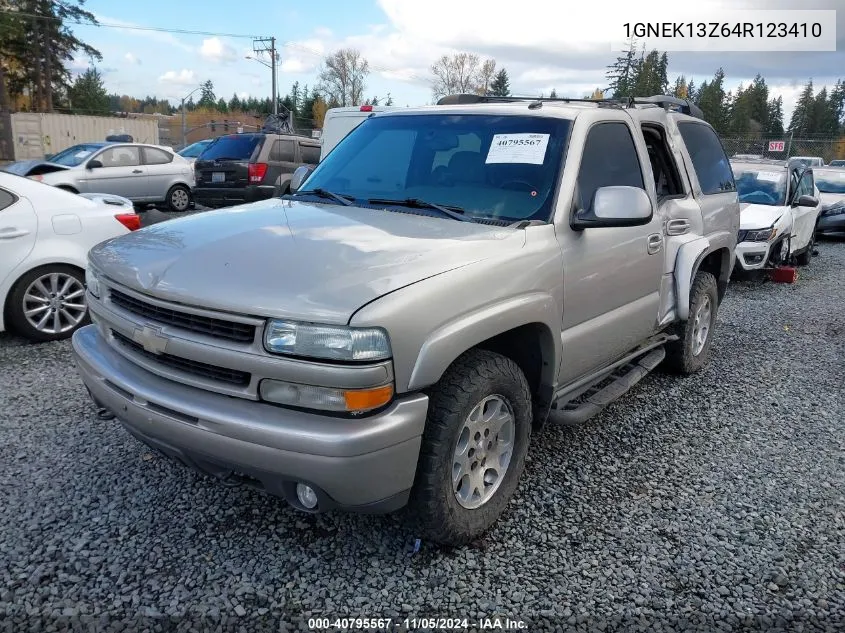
{"left": 1, "top": 238, "right": 843, "bottom": 632}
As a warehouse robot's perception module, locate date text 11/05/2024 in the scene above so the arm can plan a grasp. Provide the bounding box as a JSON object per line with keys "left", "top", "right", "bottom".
{"left": 307, "top": 617, "right": 528, "bottom": 630}
{"left": 624, "top": 22, "right": 823, "bottom": 39}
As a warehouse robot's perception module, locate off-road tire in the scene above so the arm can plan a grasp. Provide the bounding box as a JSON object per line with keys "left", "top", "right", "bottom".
{"left": 664, "top": 271, "right": 719, "bottom": 375}
{"left": 407, "top": 349, "right": 532, "bottom": 546}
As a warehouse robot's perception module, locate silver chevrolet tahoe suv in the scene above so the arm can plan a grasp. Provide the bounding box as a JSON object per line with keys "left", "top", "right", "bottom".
{"left": 73, "top": 94, "right": 739, "bottom": 546}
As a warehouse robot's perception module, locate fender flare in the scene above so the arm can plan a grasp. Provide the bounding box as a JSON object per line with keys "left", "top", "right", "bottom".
{"left": 675, "top": 237, "right": 711, "bottom": 320}
{"left": 406, "top": 292, "right": 559, "bottom": 392}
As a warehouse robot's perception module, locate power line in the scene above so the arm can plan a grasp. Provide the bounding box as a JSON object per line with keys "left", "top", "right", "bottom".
{"left": 0, "top": 10, "right": 266, "bottom": 39}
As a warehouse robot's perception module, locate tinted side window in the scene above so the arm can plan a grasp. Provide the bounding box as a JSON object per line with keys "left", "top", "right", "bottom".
{"left": 677, "top": 123, "right": 735, "bottom": 195}
{"left": 299, "top": 143, "right": 320, "bottom": 164}
{"left": 577, "top": 122, "right": 644, "bottom": 210}
{"left": 0, "top": 188, "right": 17, "bottom": 211}
{"left": 270, "top": 140, "right": 296, "bottom": 162}
{"left": 143, "top": 147, "right": 173, "bottom": 165}
{"left": 98, "top": 146, "right": 141, "bottom": 167}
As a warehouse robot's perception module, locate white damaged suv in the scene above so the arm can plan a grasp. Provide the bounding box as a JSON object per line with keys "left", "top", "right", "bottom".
{"left": 731, "top": 159, "right": 822, "bottom": 270}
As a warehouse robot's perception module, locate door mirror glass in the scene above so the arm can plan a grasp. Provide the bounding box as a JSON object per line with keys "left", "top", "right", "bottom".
{"left": 290, "top": 165, "right": 314, "bottom": 193}
{"left": 87, "top": 159, "right": 103, "bottom": 169}
{"left": 572, "top": 186, "right": 653, "bottom": 229}
{"left": 795, "top": 194, "right": 818, "bottom": 208}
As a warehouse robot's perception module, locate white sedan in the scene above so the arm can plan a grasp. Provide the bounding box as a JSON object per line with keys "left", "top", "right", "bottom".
{"left": 0, "top": 173, "right": 140, "bottom": 342}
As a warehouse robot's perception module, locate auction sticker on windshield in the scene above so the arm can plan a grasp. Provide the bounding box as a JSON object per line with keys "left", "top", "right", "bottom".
{"left": 486, "top": 133, "right": 549, "bottom": 165}
{"left": 754, "top": 171, "right": 783, "bottom": 182}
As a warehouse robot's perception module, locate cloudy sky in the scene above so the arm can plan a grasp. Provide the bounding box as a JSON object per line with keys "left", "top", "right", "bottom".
{"left": 71, "top": 0, "right": 844, "bottom": 125}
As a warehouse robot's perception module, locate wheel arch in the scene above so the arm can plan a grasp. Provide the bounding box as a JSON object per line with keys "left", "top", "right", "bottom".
{"left": 2, "top": 260, "right": 86, "bottom": 331}
{"left": 675, "top": 238, "right": 731, "bottom": 319}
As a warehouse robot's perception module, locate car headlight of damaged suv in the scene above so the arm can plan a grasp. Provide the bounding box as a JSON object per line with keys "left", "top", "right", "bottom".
{"left": 85, "top": 267, "right": 101, "bottom": 298}
{"left": 262, "top": 319, "right": 394, "bottom": 414}
{"left": 739, "top": 227, "right": 778, "bottom": 242}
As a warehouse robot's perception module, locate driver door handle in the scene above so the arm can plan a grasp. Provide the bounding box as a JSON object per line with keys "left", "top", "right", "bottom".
{"left": 0, "top": 227, "right": 30, "bottom": 239}
{"left": 132, "top": 169, "right": 143, "bottom": 174}
{"left": 666, "top": 218, "right": 691, "bottom": 235}
{"left": 647, "top": 233, "right": 663, "bottom": 254}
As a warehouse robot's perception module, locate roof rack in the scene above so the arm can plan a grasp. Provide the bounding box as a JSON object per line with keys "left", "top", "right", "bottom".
{"left": 436, "top": 93, "right": 705, "bottom": 119}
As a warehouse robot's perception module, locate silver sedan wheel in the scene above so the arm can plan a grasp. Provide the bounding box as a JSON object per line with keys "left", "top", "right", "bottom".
{"left": 691, "top": 294, "right": 712, "bottom": 356}
{"left": 22, "top": 272, "right": 87, "bottom": 335}
{"left": 452, "top": 394, "right": 515, "bottom": 510}
{"left": 170, "top": 187, "right": 190, "bottom": 211}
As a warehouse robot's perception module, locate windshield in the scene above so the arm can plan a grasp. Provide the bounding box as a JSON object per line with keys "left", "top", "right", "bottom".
{"left": 815, "top": 172, "right": 845, "bottom": 193}
{"left": 733, "top": 167, "right": 787, "bottom": 205}
{"left": 199, "top": 135, "right": 261, "bottom": 161}
{"left": 49, "top": 144, "right": 104, "bottom": 167}
{"left": 179, "top": 141, "right": 212, "bottom": 158}
{"left": 298, "top": 114, "right": 571, "bottom": 222}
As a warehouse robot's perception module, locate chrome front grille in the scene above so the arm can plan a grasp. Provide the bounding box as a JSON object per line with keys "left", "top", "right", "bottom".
{"left": 109, "top": 288, "right": 256, "bottom": 344}
{"left": 112, "top": 330, "right": 251, "bottom": 386}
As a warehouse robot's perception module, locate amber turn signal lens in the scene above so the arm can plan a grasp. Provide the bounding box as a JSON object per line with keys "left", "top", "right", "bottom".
{"left": 344, "top": 384, "right": 394, "bottom": 412}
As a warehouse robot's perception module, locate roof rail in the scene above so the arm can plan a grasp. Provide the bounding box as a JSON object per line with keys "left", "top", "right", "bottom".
{"left": 436, "top": 93, "right": 705, "bottom": 119}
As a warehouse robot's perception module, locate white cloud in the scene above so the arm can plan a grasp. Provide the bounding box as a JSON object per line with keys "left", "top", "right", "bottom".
{"left": 199, "top": 37, "right": 238, "bottom": 64}
{"left": 158, "top": 69, "right": 198, "bottom": 86}
{"left": 124, "top": 52, "right": 140, "bottom": 65}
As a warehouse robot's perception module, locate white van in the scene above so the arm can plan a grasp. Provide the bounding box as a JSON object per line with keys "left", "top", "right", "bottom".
{"left": 319, "top": 105, "right": 402, "bottom": 161}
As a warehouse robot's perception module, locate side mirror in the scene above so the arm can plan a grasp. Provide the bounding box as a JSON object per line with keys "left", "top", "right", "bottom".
{"left": 87, "top": 159, "right": 103, "bottom": 170}
{"left": 571, "top": 186, "right": 653, "bottom": 230}
{"left": 794, "top": 194, "right": 818, "bottom": 208}
{"left": 290, "top": 165, "right": 314, "bottom": 193}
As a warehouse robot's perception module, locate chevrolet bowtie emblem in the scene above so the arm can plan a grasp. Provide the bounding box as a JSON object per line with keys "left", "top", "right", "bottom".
{"left": 132, "top": 325, "right": 169, "bottom": 355}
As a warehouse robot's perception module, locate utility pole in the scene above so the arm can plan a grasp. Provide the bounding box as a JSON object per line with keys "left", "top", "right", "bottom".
{"left": 251, "top": 37, "right": 278, "bottom": 116}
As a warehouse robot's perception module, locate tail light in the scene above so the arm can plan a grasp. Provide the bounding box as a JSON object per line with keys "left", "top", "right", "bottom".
{"left": 114, "top": 213, "right": 141, "bottom": 231}
{"left": 249, "top": 163, "right": 268, "bottom": 183}
{"left": 360, "top": 105, "right": 373, "bottom": 112}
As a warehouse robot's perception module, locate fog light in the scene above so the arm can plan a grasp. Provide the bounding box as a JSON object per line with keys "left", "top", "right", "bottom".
{"left": 745, "top": 253, "right": 765, "bottom": 264}
{"left": 296, "top": 483, "right": 318, "bottom": 509}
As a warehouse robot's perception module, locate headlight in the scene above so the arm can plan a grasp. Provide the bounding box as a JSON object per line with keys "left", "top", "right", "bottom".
{"left": 745, "top": 227, "right": 777, "bottom": 242}
{"left": 85, "top": 267, "right": 101, "bottom": 298}
{"left": 264, "top": 319, "right": 391, "bottom": 361}
{"left": 260, "top": 379, "right": 394, "bottom": 414}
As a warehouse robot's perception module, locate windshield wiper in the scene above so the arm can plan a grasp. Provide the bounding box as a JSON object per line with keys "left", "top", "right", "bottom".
{"left": 368, "top": 197, "right": 473, "bottom": 222}
{"left": 290, "top": 188, "right": 355, "bottom": 206}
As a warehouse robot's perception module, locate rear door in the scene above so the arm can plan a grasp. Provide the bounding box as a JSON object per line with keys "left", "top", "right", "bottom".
{"left": 141, "top": 146, "right": 178, "bottom": 201}
{"left": 0, "top": 188, "right": 37, "bottom": 289}
{"left": 81, "top": 145, "right": 148, "bottom": 199}
{"left": 194, "top": 134, "right": 263, "bottom": 190}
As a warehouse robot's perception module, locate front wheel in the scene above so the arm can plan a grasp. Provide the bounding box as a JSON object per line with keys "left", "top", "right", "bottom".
{"left": 795, "top": 230, "right": 816, "bottom": 266}
{"left": 407, "top": 349, "right": 532, "bottom": 546}
{"left": 166, "top": 184, "right": 191, "bottom": 212}
{"left": 664, "top": 271, "right": 719, "bottom": 375}
{"left": 7, "top": 265, "right": 89, "bottom": 342}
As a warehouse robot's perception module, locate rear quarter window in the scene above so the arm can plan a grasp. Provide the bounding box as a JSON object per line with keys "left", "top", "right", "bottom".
{"left": 0, "top": 188, "right": 17, "bottom": 211}
{"left": 299, "top": 144, "right": 320, "bottom": 164}
{"left": 678, "top": 122, "right": 735, "bottom": 195}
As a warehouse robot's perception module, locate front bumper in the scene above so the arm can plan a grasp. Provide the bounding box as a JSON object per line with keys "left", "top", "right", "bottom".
{"left": 192, "top": 184, "right": 277, "bottom": 208}
{"left": 72, "top": 325, "right": 428, "bottom": 513}
{"left": 734, "top": 239, "right": 773, "bottom": 271}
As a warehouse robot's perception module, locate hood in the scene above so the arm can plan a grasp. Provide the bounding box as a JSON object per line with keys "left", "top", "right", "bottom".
{"left": 739, "top": 203, "right": 786, "bottom": 230}
{"left": 2, "top": 159, "right": 49, "bottom": 176}
{"left": 818, "top": 192, "right": 845, "bottom": 209}
{"left": 90, "top": 199, "right": 525, "bottom": 324}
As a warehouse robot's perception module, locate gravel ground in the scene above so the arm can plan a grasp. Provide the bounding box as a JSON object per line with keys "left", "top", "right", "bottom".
{"left": 0, "top": 240, "right": 843, "bottom": 633}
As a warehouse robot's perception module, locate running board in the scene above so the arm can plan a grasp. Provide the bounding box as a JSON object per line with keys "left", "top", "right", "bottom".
{"left": 547, "top": 347, "right": 666, "bottom": 426}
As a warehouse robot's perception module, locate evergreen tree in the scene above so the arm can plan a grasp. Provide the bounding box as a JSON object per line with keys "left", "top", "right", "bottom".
{"left": 672, "top": 76, "right": 689, "bottom": 99}
{"left": 228, "top": 92, "right": 242, "bottom": 111}
{"left": 812, "top": 86, "right": 838, "bottom": 136}
{"left": 298, "top": 86, "right": 317, "bottom": 127}
{"left": 489, "top": 68, "right": 510, "bottom": 97}
{"left": 289, "top": 81, "right": 300, "bottom": 117}
{"left": 68, "top": 66, "right": 109, "bottom": 115}
{"left": 385, "top": 92, "right": 394, "bottom": 106}
{"left": 606, "top": 38, "right": 638, "bottom": 97}
{"left": 765, "top": 96, "right": 784, "bottom": 137}
{"left": 697, "top": 68, "right": 728, "bottom": 134}
{"left": 788, "top": 80, "right": 815, "bottom": 136}
{"left": 687, "top": 79, "right": 697, "bottom": 101}
{"left": 829, "top": 80, "right": 845, "bottom": 131}
{"left": 216, "top": 97, "right": 228, "bottom": 113}
{"left": 549, "top": 88, "right": 558, "bottom": 98}
{"left": 197, "top": 80, "right": 215, "bottom": 109}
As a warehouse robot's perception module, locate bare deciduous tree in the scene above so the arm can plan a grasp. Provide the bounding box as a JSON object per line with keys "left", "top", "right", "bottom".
{"left": 430, "top": 53, "right": 496, "bottom": 100}
{"left": 318, "top": 48, "right": 370, "bottom": 107}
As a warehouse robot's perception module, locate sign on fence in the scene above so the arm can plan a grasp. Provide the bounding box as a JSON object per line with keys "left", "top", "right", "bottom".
{"left": 768, "top": 140, "right": 786, "bottom": 152}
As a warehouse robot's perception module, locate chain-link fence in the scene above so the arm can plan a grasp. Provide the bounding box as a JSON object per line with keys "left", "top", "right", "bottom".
{"left": 721, "top": 136, "right": 845, "bottom": 164}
